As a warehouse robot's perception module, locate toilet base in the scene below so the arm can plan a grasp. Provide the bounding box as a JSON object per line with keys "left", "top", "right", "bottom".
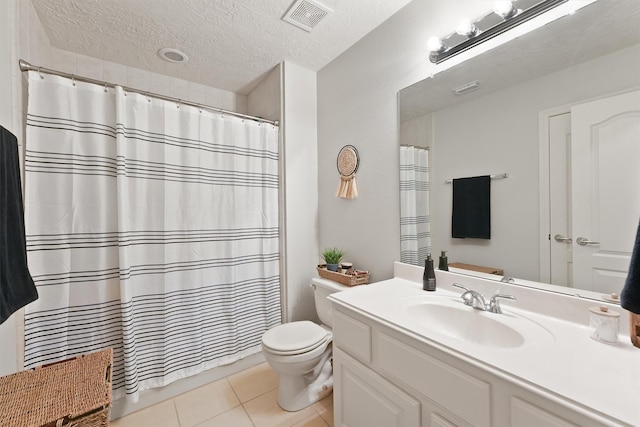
{"left": 276, "top": 354, "right": 333, "bottom": 412}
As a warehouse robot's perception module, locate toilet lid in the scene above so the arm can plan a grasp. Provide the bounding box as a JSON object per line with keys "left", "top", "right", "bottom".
{"left": 262, "top": 321, "right": 329, "bottom": 354}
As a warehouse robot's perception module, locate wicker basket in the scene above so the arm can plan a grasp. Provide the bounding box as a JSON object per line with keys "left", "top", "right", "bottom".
{"left": 317, "top": 267, "right": 369, "bottom": 286}
{"left": 0, "top": 348, "right": 113, "bottom": 427}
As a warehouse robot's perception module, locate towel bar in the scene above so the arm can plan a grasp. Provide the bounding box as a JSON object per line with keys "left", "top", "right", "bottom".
{"left": 444, "top": 172, "right": 509, "bottom": 184}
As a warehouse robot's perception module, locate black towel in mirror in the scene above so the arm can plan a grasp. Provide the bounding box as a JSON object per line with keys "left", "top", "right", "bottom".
{"left": 452, "top": 175, "right": 491, "bottom": 239}
{"left": 1, "top": 126, "right": 38, "bottom": 324}
{"left": 622, "top": 221, "right": 640, "bottom": 314}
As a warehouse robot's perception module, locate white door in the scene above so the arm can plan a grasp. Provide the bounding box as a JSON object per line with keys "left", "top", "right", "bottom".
{"left": 571, "top": 89, "right": 640, "bottom": 293}
{"left": 548, "top": 112, "right": 572, "bottom": 287}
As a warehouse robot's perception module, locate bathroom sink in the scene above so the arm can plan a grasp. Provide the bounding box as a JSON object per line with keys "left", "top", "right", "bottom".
{"left": 403, "top": 298, "right": 553, "bottom": 349}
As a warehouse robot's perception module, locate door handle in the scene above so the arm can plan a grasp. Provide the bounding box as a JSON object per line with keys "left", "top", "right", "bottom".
{"left": 554, "top": 234, "right": 572, "bottom": 243}
{"left": 576, "top": 237, "right": 600, "bottom": 246}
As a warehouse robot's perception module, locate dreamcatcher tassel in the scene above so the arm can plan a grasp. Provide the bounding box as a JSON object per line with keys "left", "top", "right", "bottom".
{"left": 336, "top": 174, "right": 358, "bottom": 199}
{"left": 335, "top": 145, "right": 360, "bottom": 200}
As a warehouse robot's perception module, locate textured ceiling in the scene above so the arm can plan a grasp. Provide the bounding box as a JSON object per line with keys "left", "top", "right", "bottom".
{"left": 31, "top": 0, "right": 413, "bottom": 94}
{"left": 399, "top": 0, "right": 640, "bottom": 121}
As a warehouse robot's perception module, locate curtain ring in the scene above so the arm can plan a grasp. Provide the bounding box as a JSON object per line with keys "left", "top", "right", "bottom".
{"left": 104, "top": 83, "right": 108, "bottom": 93}
{"left": 177, "top": 100, "right": 181, "bottom": 109}
{"left": 38, "top": 67, "right": 44, "bottom": 79}
{"left": 71, "top": 75, "right": 76, "bottom": 87}
{"left": 146, "top": 92, "right": 151, "bottom": 103}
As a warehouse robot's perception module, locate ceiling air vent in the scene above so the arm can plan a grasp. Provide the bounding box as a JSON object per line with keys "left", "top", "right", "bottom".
{"left": 282, "top": 0, "right": 332, "bottom": 32}
{"left": 453, "top": 81, "right": 481, "bottom": 96}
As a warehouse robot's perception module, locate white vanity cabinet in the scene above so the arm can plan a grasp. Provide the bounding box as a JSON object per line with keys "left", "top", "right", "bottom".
{"left": 331, "top": 303, "right": 622, "bottom": 427}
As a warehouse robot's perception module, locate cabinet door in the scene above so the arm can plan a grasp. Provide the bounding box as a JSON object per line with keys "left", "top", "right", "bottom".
{"left": 334, "top": 348, "right": 420, "bottom": 427}
{"left": 511, "top": 397, "right": 578, "bottom": 427}
{"left": 431, "top": 412, "right": 459, "bottom": 427}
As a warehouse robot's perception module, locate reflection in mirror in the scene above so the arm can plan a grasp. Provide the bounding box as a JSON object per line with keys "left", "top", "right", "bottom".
{"left": 398, "top": 0, "right": 640, "bottom": 300}
{"left": 399, "top": 146, "right": 430, "bottom": 265}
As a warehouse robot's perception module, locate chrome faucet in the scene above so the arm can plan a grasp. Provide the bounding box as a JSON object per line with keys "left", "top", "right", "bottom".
{"left": 452, "top": 283, "right": 516, "bottom": 314}
{"left": 488, "top": 294, "right": 517, "bottom": 314}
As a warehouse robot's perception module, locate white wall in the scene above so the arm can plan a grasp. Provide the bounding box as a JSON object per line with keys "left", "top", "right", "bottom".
{"left": 249, "top": 61, "right": 320, "bottom": 324}
{"left": 317, "top": 0, "right": 640, "bottom": 283}
{"left": 317, "top": 0, "right": 488, "bottom": 282}
{"left": 430, "top": 44, "right": 640, "bottom": 281}
{"left": 248, "top": 65, "right": 281, "bottom": 123}
{"left": 0, "top": 0, "right": 19, "bottom": 377}
{"left": 281, "top": 62, "right": 319, "bottom": 322}
{"left": 399, "top": 114, "right": 432, "bottom": 149}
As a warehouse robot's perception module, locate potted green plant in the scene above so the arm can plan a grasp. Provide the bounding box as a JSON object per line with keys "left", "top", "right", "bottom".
{"left": 322, "top": 248, "right": 344, "bottom": 272}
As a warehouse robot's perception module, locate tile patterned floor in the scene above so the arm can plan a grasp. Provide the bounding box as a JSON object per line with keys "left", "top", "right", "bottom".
{"left": 110, "top": 362, "right": 334, "bottom": 427}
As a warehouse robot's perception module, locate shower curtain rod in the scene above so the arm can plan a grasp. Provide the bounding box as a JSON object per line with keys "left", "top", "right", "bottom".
{"left": 19, "top": 59, "right": 279, "bottom": 126}
{"left": 400, "top": 144, "right": 429, "bottom": 150}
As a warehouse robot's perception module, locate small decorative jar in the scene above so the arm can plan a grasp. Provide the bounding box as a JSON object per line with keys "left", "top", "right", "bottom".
{"left": 589, "top": 306, "right": 620, "bottom": 344}
{"left": 340, "top": 262, "right": 353, "bottom": 273}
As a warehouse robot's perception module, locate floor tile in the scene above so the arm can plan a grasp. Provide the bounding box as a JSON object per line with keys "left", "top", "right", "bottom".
{"left": 110, "top": 399, "right": 179, "bottom": 427}
{"left": 315, "top": 401, "right": 334, "bottom": 427}
{"left": 194, "top": 406, "right": 254, "bottom": 427}
{"left": 243, "top": 389, "right": 317, "bottom": 427}
{"left": 227, "top": 361, "right": 279, "bottom": 403}
{"left": 174, "top": 378, "right": 241, "bottom": 427}
{"left": 291, "top": 414, "right": 331, "bottom": 427}
{"left": 313, "top": 393, "right": 333, "bottom": 409}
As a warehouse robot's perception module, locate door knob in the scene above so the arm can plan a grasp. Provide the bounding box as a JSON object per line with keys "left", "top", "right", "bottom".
{"left": 554, "top": 234, "right": 572, "bottom": 243}
{"left": 576, "top": 237, "right": 600, "bottom": 246}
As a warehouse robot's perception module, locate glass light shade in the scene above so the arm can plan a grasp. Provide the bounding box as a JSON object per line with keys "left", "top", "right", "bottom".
{"left": 456, "top": 19, "right": 477, "bottom": 37}
{"left": 427, "top": 36, "right": 444, "bottom": 53}
{"left": 493, "top": 1, "right": 517, "bottom": 18}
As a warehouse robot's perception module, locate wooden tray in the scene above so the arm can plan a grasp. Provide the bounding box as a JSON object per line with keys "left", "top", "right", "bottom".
{"left": 317, "top": 267, "right": 369, "bottom": 286}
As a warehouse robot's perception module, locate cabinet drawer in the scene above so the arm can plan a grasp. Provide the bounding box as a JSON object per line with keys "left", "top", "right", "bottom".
{"left": 511, "top": 397, "right": 578, "bottom": 427}
{"left": 333, "top": 310, "right": 372, "bottom": 363}
{"left": 378, "top": 332, "right": 491, "bottom": 427}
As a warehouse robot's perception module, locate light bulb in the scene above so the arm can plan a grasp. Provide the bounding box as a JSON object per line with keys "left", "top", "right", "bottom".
{"left": 456, "top": 19, "right": 477, "bottom": 37}
{"left": 493, "top": 1, "right": 517, "bottom": 19}
{"left": 427, "top": 36, "right": 444, "bottom": 53}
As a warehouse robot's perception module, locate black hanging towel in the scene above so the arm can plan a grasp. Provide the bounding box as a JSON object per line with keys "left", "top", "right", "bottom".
{"left": 621, "top": 220, "right": 640, "bottom": 314}
{"left": 452, "top": 175, "right": 491, "bottom": 239}
{"left": 0, "top": 126, "right": 38, "bottom": 324}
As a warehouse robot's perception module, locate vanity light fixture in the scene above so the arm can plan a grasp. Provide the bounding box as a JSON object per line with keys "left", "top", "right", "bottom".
{"left": 428, "top": 0, "right": 568, "bottom": 64}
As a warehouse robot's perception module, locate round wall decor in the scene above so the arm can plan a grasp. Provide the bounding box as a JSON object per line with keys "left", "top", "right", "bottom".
{"left": 336, "top": 145, "right": 359, "bottom": 199}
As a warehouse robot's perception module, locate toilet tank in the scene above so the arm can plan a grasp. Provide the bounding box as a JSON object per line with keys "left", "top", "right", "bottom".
{"left": 311, "top": 277, "right": 350, "bottom": 327}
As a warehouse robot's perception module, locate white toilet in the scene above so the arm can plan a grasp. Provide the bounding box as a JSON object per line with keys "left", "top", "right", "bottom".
{"left": 261, "top": 277, "right": 349, "bottom": 411}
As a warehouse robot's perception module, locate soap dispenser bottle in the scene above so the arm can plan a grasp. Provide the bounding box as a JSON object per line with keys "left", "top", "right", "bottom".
{"left": 423, "top": 254, "right": 436, "bottom": 291}
{"left": 438, "top": 251, "right": 449, "bottom": 271}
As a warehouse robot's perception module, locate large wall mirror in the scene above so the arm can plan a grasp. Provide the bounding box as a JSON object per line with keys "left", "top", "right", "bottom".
{"left": 399, "top": 0, "right": 640, "bottom": 300}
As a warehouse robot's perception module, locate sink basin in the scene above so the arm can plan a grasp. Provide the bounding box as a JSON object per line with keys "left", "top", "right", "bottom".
{"left": 403, "top": 298, "right": 553, "bottom": 349}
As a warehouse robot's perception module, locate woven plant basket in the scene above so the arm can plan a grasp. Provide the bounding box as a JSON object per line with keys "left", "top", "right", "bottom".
{"left": 0, "top": 348, "right": 113, "bottom": 426}
{"left": 317, "top": 267, "right": 369, "bottom": 286}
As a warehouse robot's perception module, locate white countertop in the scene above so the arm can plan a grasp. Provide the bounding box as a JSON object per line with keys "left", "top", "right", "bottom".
{"left": 327, "top": 264, "right": 640, "bottom": 426}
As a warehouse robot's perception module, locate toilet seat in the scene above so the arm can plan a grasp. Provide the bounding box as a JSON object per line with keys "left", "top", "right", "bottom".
{"left": 262, "top": 321, "right": 331, "bottom": 356}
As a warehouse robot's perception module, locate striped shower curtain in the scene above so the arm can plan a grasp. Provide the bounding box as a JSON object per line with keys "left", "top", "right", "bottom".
{"left": 23, "top": 71, "right": 281, "bottom": 400}
{"left": 399, "top": 146, "right": 431, "bottom": 265}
